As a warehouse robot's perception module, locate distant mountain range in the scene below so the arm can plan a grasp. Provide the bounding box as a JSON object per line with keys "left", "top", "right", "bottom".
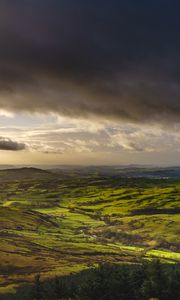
{"left": 1, "top": 165, "right": 180, "bottom": 178}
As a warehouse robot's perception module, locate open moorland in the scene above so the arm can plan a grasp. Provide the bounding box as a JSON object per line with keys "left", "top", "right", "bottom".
{"left": 0, "top": 166, "right": 179, "bottom": 294}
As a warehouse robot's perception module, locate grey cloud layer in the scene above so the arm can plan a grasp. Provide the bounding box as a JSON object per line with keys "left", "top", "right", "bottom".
{"left": 0, "top": 137, "right": 26, "bottom": 151}
{"left": 0, "top": 1, "right": 180, "bottom": 122}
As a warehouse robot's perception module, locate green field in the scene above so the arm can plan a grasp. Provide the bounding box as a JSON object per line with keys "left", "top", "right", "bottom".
{"left": 0, "top": 167, "right": 179, "bottom": 294}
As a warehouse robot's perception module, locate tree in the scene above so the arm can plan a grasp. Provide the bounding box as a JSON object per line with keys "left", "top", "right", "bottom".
{"left": 33, "top": 274, "right": 43, "bottom": 300}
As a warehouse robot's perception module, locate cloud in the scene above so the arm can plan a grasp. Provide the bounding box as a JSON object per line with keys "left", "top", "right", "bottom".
{"left": 0, "top": 137, "right": 26, "bottom": 151}
{"left": 109, "top": 124, "right": 180, "bottom": 152}
{"left": 0, "top": 1, "right": 180, "bottom": 123}
{"left": 1, "top": 114, "right": 180, "bottom": 156}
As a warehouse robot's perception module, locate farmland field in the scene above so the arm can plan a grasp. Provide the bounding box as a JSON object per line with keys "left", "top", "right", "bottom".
{"left": 0, "top": 166, "right": 179, "bottom": 294}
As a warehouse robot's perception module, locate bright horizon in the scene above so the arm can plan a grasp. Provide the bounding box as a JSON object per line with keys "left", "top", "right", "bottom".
{"left": 0, "top": 112, "right": 180, "bottom": 165}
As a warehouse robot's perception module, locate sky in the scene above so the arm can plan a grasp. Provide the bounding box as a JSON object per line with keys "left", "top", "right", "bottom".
{"left": 0, "top": 0, "right": 180, "bottom": 165}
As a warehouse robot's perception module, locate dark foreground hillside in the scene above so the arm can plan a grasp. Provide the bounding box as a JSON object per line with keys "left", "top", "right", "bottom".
{"left": 0, "top": 167, "right": 179, "bottom": 294}
{"left": 3, "top": 262, "right": 180, "bottom": 300}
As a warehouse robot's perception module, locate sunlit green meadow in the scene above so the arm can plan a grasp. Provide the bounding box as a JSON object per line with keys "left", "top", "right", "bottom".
{"left": 0, "top": 168, "right": 179, "bottom": 293}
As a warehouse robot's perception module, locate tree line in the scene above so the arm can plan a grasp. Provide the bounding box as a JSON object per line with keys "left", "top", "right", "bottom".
{"left": 1, "top": 261, "right": 180, "bottom": 300}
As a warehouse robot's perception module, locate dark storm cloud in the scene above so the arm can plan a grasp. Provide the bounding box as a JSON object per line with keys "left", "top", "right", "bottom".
{"left": 0, "top": 137, "right": 26, "bottom": 151}
{"left": 0, "top": 0, "right": 180, "bottom": 122}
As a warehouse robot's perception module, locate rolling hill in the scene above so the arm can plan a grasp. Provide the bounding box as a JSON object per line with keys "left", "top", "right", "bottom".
{"left": 0, "top": 167, "right": 179, "bottom": 294}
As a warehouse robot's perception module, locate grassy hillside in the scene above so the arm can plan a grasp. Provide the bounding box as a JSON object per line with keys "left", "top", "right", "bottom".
{"left": 0, "top": 167, "right": 179, "bottom": 294}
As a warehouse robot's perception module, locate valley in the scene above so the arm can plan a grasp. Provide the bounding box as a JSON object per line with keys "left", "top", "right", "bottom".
{"left": 0, "top": 166, "right": 179, "bottom": 294}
